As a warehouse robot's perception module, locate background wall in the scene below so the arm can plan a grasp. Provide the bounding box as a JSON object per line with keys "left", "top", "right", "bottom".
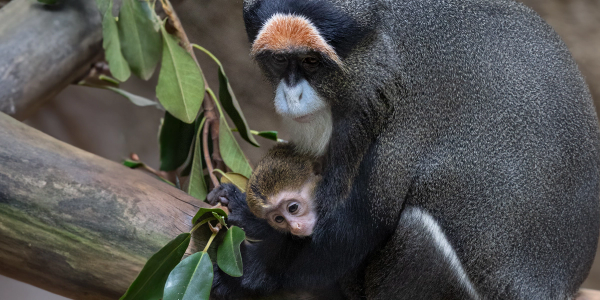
{"left": 2, "top": 0, "right": 599, "bottom": 298}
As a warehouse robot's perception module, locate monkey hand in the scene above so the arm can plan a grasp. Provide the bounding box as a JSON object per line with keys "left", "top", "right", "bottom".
{"left": 208, "top": 184, "right": 282, "bottom": 243}
{"left": 207, "top": 184, "right": 250, "bottom": 227}
{"left": 207, "top": 184, "right": 243, "bottom": 208}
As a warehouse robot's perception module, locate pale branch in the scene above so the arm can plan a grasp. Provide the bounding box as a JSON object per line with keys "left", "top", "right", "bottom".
{"left": 0, "top": 112, "right": 211, "bottom": 300}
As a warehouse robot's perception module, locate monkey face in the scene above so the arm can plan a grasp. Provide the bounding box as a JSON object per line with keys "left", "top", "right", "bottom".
{"left": 250, "top": 14, "right": 341, "bottom": 121}
{"left": 267, "top": 52, "right": 333, "bottom": 122}
{"left": 263, "top": 182, "right": 317, "bottom": 237}
{"left": 245, "top": 6, "right": 369, "bottom": 155}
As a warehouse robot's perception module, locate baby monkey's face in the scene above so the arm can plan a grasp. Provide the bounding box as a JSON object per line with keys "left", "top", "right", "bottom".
{"left": 263, "top": 178, "right": 317, "bottom": 237}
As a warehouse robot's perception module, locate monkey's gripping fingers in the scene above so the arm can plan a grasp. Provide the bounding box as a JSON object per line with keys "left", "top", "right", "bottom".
{"left": 207, "top": 185, "right": 228, "bottom": 206}
{"left": 207, "top": 184, "right": 242, "bottom": 207}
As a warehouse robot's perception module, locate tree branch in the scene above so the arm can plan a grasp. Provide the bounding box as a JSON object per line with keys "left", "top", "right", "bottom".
{"left": 0, "top": 0, "right": 103, "bottom": 120}
{"left": 0, "top": 112, "right": 211, "bottom": 300}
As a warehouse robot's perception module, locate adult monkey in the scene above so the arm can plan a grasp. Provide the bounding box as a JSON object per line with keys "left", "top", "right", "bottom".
{"left": 209, "top": 0, "right": 600, "bottom": 298}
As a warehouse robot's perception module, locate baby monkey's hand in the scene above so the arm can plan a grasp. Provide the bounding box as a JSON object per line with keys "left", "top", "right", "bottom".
{"left": 207, "top": 184, "right": 245, "bottom": 214}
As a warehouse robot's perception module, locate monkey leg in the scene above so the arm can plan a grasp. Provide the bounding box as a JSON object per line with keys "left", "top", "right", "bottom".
{"left": 364, "top": 206, "right": 479, "bottom": 300}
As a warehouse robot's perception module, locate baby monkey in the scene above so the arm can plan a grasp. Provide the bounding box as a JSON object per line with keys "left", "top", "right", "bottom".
{"left": 210, "top": 143, "right": 321, "bottom": 237}
{"left": 246, "top": 143, "right": 322, "bottom": 237}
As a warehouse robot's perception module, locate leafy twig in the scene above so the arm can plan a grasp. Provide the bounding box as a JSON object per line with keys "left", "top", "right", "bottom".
{"left": 159, "top": 0, "right": 224, "bottom": 186}
{"left": 128, "top": 153, "right": 173, "bottom": 184}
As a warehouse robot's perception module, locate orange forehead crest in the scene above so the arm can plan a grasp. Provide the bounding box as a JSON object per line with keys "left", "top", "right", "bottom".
{"left": 251, "top": 13, "right": 342, "bottom": 66}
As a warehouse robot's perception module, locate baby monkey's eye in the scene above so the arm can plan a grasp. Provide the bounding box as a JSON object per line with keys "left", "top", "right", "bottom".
{"left": 274, "top": 215, "right": 285, "bottom": 223}
{"left": 288, "top": 203, "right": 299, "bottom": 214}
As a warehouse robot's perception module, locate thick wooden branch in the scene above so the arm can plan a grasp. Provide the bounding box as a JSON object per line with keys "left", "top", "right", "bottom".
{"left": 0, "top": 112, "right": 211, "bottom": 300}
{"left": 0, "top": 0, "right": 102, "bottom": 120}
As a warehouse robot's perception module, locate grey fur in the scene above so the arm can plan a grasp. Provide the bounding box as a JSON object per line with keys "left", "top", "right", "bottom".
{"left": 243, "top": 0, "right": 600, "bottom": 299}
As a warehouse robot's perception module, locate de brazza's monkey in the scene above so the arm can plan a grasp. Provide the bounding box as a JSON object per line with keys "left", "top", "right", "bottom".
{"left": 208, "top": 0, "right": 600, "bottom": 299}
{"left": 246, "top": 143, "right": 321, "bottom": 237}
{"left": 212, "top": 143, "right": 321, "bottom": 238}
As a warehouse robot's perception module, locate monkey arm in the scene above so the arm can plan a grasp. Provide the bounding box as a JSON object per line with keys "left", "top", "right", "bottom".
{"left": 280, "top": 191, "right": 392, "bottom": 288}
{"left": 209, "top": 184, "right": 309, "bottom": 298}
{"left": 209, "top": 184, "right": 393, "bottom": 298}
{"left": 211, "top": 184, "right": 275, "bottom": 241}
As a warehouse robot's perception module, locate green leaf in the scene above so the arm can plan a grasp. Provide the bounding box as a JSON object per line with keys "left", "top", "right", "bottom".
{"left": 105, "top": 86, "right": 157, "bottom": 107}
{"left": 194, "top": 45, "right": 258, "bottom": 147}
{"left": 192, "top": 207, "right": 227, "bottom": 225}
{"left": 163, "top": 251, "right": 212, "bottom": 300}
{"left": 95, "top": 0, "right": 111, "bottom": 15}
{"left": 180, "top": 113, "right": 206, "bottom": 177}
{"left": 253, "top": 130, "right": 279, "bottom": 142}
{"left": 123, "top": 159, "right": 144, "bottom": 168}
{"left": 118, "top": 0, "right": 161, "bottom": 80}
{"left": 219, "top": 117, "right": 253, "bottom": 178}
{"left": 212, "top": 212, "right": 227, "bottom": 227}
{"left": 99, "top": 74, "right": 120, "bottom": 86}
{"left": 37, "top": 0, "right": 60, "bottom": 5}
{"left": 78, "top": 82, "right": 158, "bottom": 107}
{"left": 99, "top": 0, "right": 131, "bottom": 81}
{"left": 213, "top": 169, "right": 248, "bottom": 193}
{"left": 217, "top": 226, "right": 245, "bottom": 277}
{"left": 217, "top": 66, "right": 259, "bottom": 147}
{"left": 159, "top": 112, "right": 196, "bottom": 171}
{"left": 156, "top": 24, "right": 205, "bottom": 124}
{"left": 120, "top": 233, "right": 191, "bottom": 300}
{"left": 188, "top": 117, "right": 208, "bottom": 200}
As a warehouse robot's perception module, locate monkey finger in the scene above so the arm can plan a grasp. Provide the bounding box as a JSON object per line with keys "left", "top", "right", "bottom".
{"left": 206, "top": 185, "right": 227, "bottom": 206}
{"left": 219, "top": 196, "right": 230, "bottom": 206}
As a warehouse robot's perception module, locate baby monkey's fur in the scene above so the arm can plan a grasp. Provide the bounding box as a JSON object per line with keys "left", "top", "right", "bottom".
{"left": 246, "top": 143, "right": 321, "bottom": 235}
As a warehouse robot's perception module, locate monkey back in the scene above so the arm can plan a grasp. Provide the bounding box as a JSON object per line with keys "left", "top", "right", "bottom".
{"left": 241, "top": 0, "right": 600, "bottom": 298}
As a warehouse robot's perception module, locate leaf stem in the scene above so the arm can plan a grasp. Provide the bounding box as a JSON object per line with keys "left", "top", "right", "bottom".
{"left": 192, "top": 44, "right": 222, "bottom": 67}
{"left": 203, "top": 230, "right": 219, "bottom": 253}
{"left": 206, "top": 88, "right": 224, "bottom": 117}
{"left": 190, "top": 217, "right": 216, "bottom": 234}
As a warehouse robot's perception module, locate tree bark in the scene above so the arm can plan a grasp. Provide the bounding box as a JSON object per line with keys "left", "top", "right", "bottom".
{"left": 0, "top": 112, "right": 210, "bottom": 300}
{"left": 0, "top": 0, "right": 102, "bottom": 120}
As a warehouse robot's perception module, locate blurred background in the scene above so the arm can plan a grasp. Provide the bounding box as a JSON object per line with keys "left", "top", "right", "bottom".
{"left": 1, "top": 0, "right": 599, "bottom": 298}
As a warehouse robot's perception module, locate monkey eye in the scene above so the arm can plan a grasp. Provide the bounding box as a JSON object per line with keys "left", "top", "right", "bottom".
{"left": 272, "top": 53, "right": 287, "bottom": 64}
{"left": 274, "top": 215, "right": 285, "bottom": 223}
{"left": 302, "top": 56, "right": 320, "bottom": 70}
{"left": 288, "top": 203, "right": 299, "bottom": 214}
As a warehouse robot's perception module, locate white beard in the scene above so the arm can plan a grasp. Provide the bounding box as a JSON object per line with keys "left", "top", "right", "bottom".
{"left": 283, "top": 107, "right": 333, "bottom": 156}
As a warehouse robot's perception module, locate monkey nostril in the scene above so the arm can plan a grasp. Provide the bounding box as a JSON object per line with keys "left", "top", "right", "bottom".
{"left": 299, "top": 92, "right": 303, "bottom": 101}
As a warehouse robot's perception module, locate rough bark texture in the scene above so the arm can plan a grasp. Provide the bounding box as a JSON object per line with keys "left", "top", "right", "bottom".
{"left": 0, "top": 112, "right": 210, "bottom": 300}
{"left": 0, "top": 0, "right": 102, "bottom": 120}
